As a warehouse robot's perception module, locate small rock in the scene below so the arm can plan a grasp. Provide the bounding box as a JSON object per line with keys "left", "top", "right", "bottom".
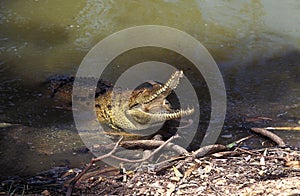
{"left": 221, "top": 134, "right": 233, "bottom": 139}
{"left": 170, "top": 176, "right": 180, "bottom": 182}
{"left": 41, "top": 190, "right": 50, "bottom": 196}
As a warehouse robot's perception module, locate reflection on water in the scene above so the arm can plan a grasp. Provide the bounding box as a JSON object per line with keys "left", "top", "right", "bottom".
{"left": 0, "top": 0, "right": 299, "bottom": 177}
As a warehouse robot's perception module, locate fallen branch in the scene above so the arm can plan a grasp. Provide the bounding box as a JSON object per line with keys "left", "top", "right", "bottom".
{"left": 120, "top": 140, "right": 188, "bottom": 154}
{"left": 150, "top": 136, "right": 255, "bottom": 172}
{"left": 192, "top": 144, "right": 228, "bottom": 158}
{"left": 251, "top": 128, "right": 285, "bottom": 147}
{"left": 109, "top": 135, "right": 180, "bottom": 163}
{"left": 92, "top": 139, "right": 188, "bottom": 155}
{"left": 151, "top": 144, "right": 229, "bottom": 173}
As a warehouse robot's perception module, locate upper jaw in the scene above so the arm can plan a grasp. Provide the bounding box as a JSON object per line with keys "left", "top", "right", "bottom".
{"left": 130, "top": 70, "right": 184, "bottom": 106}
{"left": 127, "top": 70, "right": 194, "bottom": 129}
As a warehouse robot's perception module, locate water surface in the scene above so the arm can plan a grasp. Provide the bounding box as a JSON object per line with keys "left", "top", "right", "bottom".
{"left": 0, "top": 0, "right": 299, "bottom": 177}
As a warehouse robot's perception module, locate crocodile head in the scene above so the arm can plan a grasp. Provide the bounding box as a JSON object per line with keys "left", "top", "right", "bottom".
{"left": 95, "top": 70, "right": 194, "bottom": 131}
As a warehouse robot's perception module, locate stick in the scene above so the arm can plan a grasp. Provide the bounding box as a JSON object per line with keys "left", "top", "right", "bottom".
{"left": 266, "top": 127, "right": 300, "bottom": 131}
{"left": 193, "top": 144, "right": 227, "bottom": 158}
{"left": 93, "top": 139, "right": 188, "bottom": 155}
{"left": 66, "top": 135, "right": 180, "bottom": 195}
{"left": 251, "top": 128, "right": 285, "bottom": 147}
{"left": 226, "top": 135, "right": 254, "bottom": 149}
{"left": 66, "top": 137, "right": 123, "bottom": 196}
{"left": 109, "top": 134, "right": 180, "bottom": 163}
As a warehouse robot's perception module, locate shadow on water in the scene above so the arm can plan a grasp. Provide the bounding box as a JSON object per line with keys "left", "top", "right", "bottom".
{"left": 0, "top": 12, "right": 88, "bottom": 177}
{"left": 219, "top": 48, "right": 300, "bottom": 149}
{"left": 0, "top": 14, "right": 77, "bottom": 127}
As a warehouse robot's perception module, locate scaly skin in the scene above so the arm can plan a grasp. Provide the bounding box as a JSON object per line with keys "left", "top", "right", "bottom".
{"left": 46, "top": 71, "right": 194, "bottom": 131}
{"left": 95, "top": 70, "right": 194, "bottom": 131}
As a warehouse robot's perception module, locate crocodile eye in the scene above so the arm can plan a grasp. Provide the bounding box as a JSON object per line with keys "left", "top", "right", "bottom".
{"left": 107, "top": 105, "right": 112, "bottom": 109}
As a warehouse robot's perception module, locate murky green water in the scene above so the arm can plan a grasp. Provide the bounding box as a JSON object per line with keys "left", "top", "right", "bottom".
{"left": 0, "top": 0, "right": 299, "bottom": 178}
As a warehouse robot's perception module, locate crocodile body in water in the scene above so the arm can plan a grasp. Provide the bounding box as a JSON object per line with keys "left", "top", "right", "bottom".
{"left": 47, "top": 71, "right": 194, "bottom": 131}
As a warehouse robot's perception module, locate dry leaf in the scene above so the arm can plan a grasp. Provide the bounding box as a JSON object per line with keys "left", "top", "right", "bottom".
{"left": 244, "top": 155, "right": 251, "bottom": 162}
{"left": 204, "top": 165, "right": 212, "bottom": 174}
{"left": 285, "top": 161, "right": 300, "bottom": 168}
{"left": 166, "top": 183, "right": 176, "bottom": 196}
{"left": 260, "top": 156, "right": 266, "bottom": 166}
{"left": 263, "top": 149, "right": 268, "bottom": 156}
{"left": 258, "top": 170, "right": 264, "bottom": 176}
{"left": 170, "top": 176, "right": 181, "bottom": 182}
{"left": 173, "top": 166, "right": 183, "bottom": 178}
{"left": 215, "top": 178, "right": 227, "bottom": 186}
{"left": 183, "top": 164, "right": 199, "bottom": 179}
{"left": 211, "top": 151, "right": 236, "bottom": 157}
{"left": 41, "top": 190, "right": 50, "bottom": 196}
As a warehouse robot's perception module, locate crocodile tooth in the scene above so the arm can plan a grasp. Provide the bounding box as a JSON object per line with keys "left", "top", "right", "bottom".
{"left": 143, "top": 70, "right": 183, "bottom": 104}
{"left": 147, "top": 107, "right": 194, "bottom": 122}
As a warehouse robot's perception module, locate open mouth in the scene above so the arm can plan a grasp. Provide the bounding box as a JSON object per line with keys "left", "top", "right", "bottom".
{"left": 95, "top": 70, "right": 194, "bottom": 131}
{"left": 126, "top": 70, "right": 194, "bottom": 126}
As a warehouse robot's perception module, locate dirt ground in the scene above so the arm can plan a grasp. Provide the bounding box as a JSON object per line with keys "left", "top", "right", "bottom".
{"left": 73, "top": 147, "right": 300, "bottom": 196}
{"left": 1, "top": 147, "right": 299, "bottom": 196}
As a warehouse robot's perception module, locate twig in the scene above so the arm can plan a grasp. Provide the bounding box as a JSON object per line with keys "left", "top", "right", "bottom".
{"left": 192, "top": 144, "right": 227, "bottom": 158}
{"left": 150, "top": 156, "right": 187, "bottom": 173}
{"left": 251, "top": 128, "right": 285, "bottom": 147}
{"left": 235, "top": 147, "right": 260, "bottom": 156}
{"left": 66, "top": 136, "right": 123, "bottom": 196}
{"left": 226, "top": 135, "right": 254, "bottom": 149}
{"left": 152, "top": 143, "right": 231, "bottom": 172}
{"left": 93, "top": 138, "right": 188, "bottom": 155}
{"left": 109, "top": 134, "right": 180, "bottom": 163}
{"left": 75, "top": 167, "right": 119, "bottom": 182}
{"left": 266, "top": 127, "right": 300, "bottom": 131}
{"left": 209, "top": 183, "right": 222, "bottom": 196}
{"left": 66, "top": 135, "right": 180, "bottom": 195}
{"left": 235, "top": 135, "right": 254, "bottom": 144}
{"left": 236, "top": 147, "right": 288, "bottom": 161}
{"left": 159, "top": 144, "right": 228, "bottom": 173}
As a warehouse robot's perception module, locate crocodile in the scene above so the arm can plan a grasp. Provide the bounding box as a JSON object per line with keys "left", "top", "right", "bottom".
{"left": 45, "top": 75, "right": 113, "bottom": 105}
{"left": 47, "top": 70, "right": 194, "bottom": 131}
{"left": 95, "top": 70, "right": 194, "bottom": 131}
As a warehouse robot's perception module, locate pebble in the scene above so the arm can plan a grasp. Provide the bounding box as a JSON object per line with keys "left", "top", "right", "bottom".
{"left": 170, "top": 176, "right": 180, "bottom": 182}
{"left": 41, "top": 190, "right": 50, "bottom": 196}
{"left": 221, "top": 134, "right": 233, "bottom": 139}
